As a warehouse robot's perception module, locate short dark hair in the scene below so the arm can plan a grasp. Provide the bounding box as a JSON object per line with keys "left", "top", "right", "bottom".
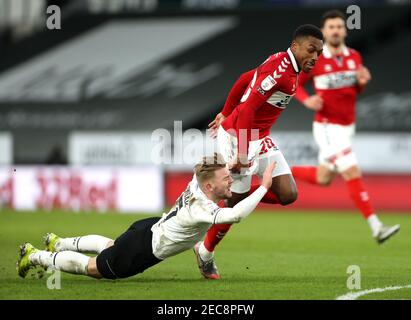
{"left": 321, "top": 10, "right": 346, "bottom": 28}
{"left": 293, "top": 24, "right": 323, "bottom": 42}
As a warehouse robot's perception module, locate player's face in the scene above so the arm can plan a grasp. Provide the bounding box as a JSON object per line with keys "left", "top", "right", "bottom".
{"left": 293, "top": 36, "right": 323, "bottom": 73}
{"left": 210, "top": 167, "right": 234, "bottom": 200}
{"left": 322, "top": 18, "right": 347, "bottom": 47}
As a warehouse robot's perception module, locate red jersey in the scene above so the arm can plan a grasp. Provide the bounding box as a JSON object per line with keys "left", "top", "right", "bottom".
{"left": 221, "top": 49, "right": 300, "bottom": 154}
{"left": 295, "top": 45, "right": 363, "bottom": 125}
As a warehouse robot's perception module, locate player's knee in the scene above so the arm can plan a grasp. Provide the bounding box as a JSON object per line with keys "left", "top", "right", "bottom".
{"left": 87, "top": 258, "right": 103, "bottom": 279}
{"left": 341, "top": 165, "right": 361, "bottom": 181}
{"left": 278, "top": 189, "right": 298, "bottom": 206}
{"left": 317, "top": 168, "right": 336, "bottom": 186}
{"left": 318, "top": 177, "right": 332, "bottom": 186}
{"left": 105, "top": 240, "right": 114, "bottom": 249}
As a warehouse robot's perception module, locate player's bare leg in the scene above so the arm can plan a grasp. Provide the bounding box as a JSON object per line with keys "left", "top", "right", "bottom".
{"left": 341, "top": 165, "right": 400, "bottom": 244}
{"left": 86, "top": 257, "right": 104, "bottom": 279}
{"left": 316, "top": 165, "right": 338, "bottom": 186}
{"left": 250, "top": 174, "right": 298, "bottom": 205}
{"left": 270, "top": 174, "right": 298, "bottom": 205}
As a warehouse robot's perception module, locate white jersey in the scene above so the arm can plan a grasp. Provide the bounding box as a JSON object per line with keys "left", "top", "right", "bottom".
{"left": 151, "top": 175, "right": 267, "bottom": 260}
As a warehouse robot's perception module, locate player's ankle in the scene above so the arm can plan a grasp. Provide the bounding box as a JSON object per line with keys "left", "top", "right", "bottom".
{"left": 199, "top": 242, "right": 214, "bottom": 262}
{"left": 367, "top": 214, "right": 383, "bottom": 233}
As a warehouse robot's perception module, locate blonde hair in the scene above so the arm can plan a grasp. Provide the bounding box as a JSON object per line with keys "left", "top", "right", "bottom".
{"left": 194, "top": 153, "right": 227, "bottom": 185}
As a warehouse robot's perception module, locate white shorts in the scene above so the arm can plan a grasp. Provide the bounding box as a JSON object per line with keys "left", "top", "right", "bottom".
{"left": 313, "top": 121, "right": 358, "bottom": 173}
{"left": 216, "top": 126, "right": 291, "bottom": 194}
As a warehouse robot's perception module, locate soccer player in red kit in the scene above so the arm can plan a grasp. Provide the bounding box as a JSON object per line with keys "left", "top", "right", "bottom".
{"left": 193, "top": 25, "right": 324, "bottom": 279}
{"left": 292, "top": 10, "right": 400, "bottom": 244}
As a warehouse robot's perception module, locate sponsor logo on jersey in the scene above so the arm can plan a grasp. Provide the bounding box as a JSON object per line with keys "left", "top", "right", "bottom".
{"left": 257, "top": 86, "right": 266, "bottom": 95}
{"left": 266, "top": 91, "right": 293, "bottom": 109}
{"left": 314, "top": 71, "right": 357, "bottom": 90}
{"left": 261, "top": 75, "right": 276, "bottom": 91}
{"left": 347, "top": 59, "right": 356, "bottom": 70}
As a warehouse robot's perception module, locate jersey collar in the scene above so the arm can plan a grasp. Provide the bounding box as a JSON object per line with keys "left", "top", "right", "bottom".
{"left": 322, "top": 44, "right": 349, "bottom": 58}
{"left": 287, "top": 48, "right": 300, "bottom": 73}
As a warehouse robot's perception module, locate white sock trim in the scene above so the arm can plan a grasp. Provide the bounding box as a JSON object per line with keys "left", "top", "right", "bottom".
{"left": 53, "top": 251, "right": 89, "bottom": 275}
{"left": 29, "top": 250, "right": 89, "bottom": 275}
{"left": 199, "top": 242, "right": 214, "bottom": 262}
{"left": 58, "top": 235, "right": 112, "bottom": 254}
{"left": 367, "top": 214, "right": 383, "bottom": 233}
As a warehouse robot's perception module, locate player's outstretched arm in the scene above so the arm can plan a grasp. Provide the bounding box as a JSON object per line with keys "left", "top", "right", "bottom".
{"left": 213, "top": 162, "right": 276, "bottom": 224}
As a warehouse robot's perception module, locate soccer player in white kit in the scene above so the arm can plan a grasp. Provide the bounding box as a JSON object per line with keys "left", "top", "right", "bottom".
{"left": 16, "top": 155, "right": 276, "bottom": 280}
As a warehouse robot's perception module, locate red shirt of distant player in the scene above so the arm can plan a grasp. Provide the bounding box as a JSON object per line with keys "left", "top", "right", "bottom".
{"left": 295, "top": 45, "right": 363, "bottom": 125}
{"left": 221, "top": 48, "right": 300, "bottom": 153}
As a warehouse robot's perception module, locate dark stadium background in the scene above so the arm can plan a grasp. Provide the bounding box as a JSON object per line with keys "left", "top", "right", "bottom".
{"left": 0, "top": 0, "right": 410, "bottom": 214}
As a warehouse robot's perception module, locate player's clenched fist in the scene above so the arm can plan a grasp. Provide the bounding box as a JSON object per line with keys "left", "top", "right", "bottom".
{"left": 262, "top": 162, "right": 277, "bottom": 189}
{"left": 229, "top": 153, "right": 250, "bottom": 174}
{"left": 303, "top": 94, "right": 323, "bottom": 111}
{"left": 357, "top": 65, "right": 371, "bottom": 87}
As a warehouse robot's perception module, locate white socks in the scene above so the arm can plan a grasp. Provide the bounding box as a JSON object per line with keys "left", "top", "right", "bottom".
{"left": 198, "top": 242, "right": 214, "bottom": 262}
{"left": 56, "top": 235, "right": 112, "bottom": 254}
{"left": 30, "top": 250, "right": 89, "bottom": 275}
{"left": 367, "top": 214, "right": 383, "bottom": 235}
{"left": 26, "top": 234, "right": 112, "bottom": 277}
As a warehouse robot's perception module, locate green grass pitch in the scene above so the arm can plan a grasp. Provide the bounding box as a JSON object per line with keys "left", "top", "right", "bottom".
{"left": 1, "top": 209, "right": 410, "bottom": 300}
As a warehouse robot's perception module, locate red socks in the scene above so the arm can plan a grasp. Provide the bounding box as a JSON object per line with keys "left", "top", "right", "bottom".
{"left": 346, "top": 177, "right": 374, "bottom": 219}
{"left": 204, "top": 224, "right": 232, "bottom": 252}
{"left": 291, "top": 166, "right": 318, "bottom": 185}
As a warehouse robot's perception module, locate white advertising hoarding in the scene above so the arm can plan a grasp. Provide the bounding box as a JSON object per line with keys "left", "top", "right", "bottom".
{"left": 0, "top": 132, "right": 12, "bottom": 165}
{"left": 68, "top": 132, "right": 160, "bottom": 165}
{"left": 68, "top": 131, "right": 411, "bottom": 173}
{"left": 0, "top": 166, "right": 163, "bottom": 213}
{"left": 274, "top": 132, "right": 411, "bottom": 173}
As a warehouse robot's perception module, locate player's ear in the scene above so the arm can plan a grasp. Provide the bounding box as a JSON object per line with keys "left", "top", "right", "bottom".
{"left": 342, "top": 26, "right": 347, "bottom": 38}
{"left": 204, "top": 182, "right": 213, "bottom": 193}
{"left": 290, "top": 40, "right": 299, "bottom": 52}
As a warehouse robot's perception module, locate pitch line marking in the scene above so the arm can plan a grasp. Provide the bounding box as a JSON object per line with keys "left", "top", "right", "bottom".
{"left": 336, "top": 285, "right": 411, "bottom": 300}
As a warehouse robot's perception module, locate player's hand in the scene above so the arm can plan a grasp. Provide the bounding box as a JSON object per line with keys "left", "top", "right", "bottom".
{"left": 262, "top": 162, "right": 277, "bottom": 189}
{"left": 303, "top": 95, "right": 323, "bottom": 111}
{"left": 229, "top": 154, "right": 249, "bottom": 174}
{"left": 208, "top": 113, "right": 226, "bottom": 139}
{"left": 357, "top": 66, "right": 371, "bottom": 86}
